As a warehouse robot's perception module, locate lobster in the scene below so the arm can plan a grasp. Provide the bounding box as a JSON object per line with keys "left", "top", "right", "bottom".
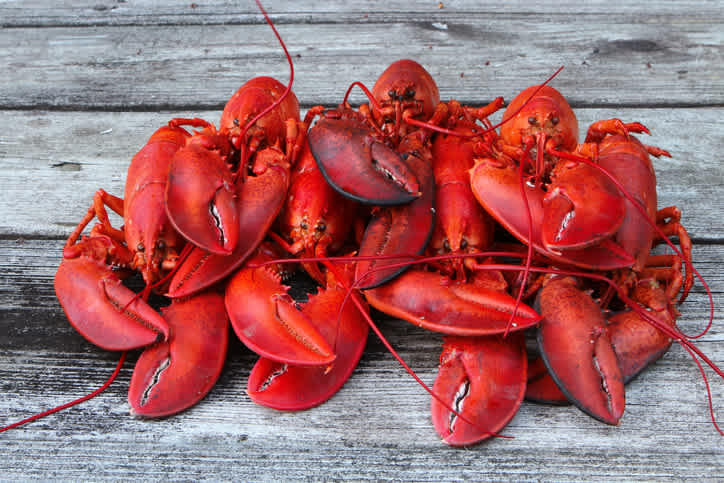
{"left": 54, "top": 121, "right": 229, "bottom": 417}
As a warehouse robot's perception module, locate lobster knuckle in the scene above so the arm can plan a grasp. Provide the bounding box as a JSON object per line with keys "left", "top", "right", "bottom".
{"left": 55, "top": 256, "right": 168, "bottom": 351}
{"left": 307, "top": 113, "right": 421, "bottom": 205}
{"left": 129, "top": 292, "right": 229, "bottom": 418}
{"left": 364, "top": 270, "right": 540, "bottom": 336}
{"left": 536, "top": 278, "right": 625, "bottom": 425}
{"left": 165, "top": 140, "right": 238, "bottom": 255}
{"left": 247, "top": 282, "right": 369, "bottom": 410}
{"left": 431, "top": 334, "right": 526, "bottom": 446}
{"left": 225, "top": 253, "right": 335, "bottom": 367}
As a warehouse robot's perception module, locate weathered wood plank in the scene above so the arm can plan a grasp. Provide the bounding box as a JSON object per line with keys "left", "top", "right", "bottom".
{"left": 1, "top": 108, "right": 721, "bottom": 239}
{"left": 0, "top": 239, "right": 722, "bottom": 480}
{"left": 1, "top": 17, "right": 722, "bottom": 108}
{"left": 3, "top": 0, "right": 723, "bottom": 27}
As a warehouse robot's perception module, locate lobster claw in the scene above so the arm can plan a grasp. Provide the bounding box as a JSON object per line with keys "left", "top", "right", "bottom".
{"left": 542, "top": 161, "right": 625, "bottom": 250}
{"left": 128, "top": 291, "right": 229, "bottom": 417}
{"left": 431, "top": 334, "right": 527, "bottom": 446}
{"left": 165, "top": 133, "right": 238, "bottom": 255}
{"left": 166, "top": 147, "right": 290, "bottom": 298}
{"left": 355, "top": 133, "right": 435, "bottom": 289}
{"left": 55, "top": 238, "right": 169, "bottom": 351}
{"left": 525, "top": 355, "right": 569, "bottom": 405}
{"left": 225, "top": 248, "right": 335, "bottom": 366}
{"left": 308, "top": 110, "right": 421, "bottom": 205}
{"left": 536, "top": 277, "right": 625, "bottom": 425}
{"left": 470, "top": 158, "right": 635, "bottom": 270}
{"left": 364, "top": 269, "right": 541, "bottom": 336}
{"left": 247, "top": 270, "right": 369, "bottom": 410}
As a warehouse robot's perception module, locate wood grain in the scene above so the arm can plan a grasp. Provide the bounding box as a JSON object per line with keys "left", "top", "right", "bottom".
{"left": 1, "top": 0, "right": 723, "bottom": 480}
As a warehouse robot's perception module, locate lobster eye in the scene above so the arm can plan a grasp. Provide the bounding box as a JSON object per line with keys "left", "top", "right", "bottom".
{"left": 136, "top": 243, "right": 145, "bottom": 252}
{"left": 300, "top": 222, "right": 308, "bottom": 230}
{"left": 460, "top": 239, "right": 468, "bottom": 249}
{"left": 528, "top": 117, "right": 537, "bottom": 125}
{"left": 388, "top": 89, "right": 396, "bottom": 99}
{"left": 316, "top": 222, "right": 326, "bottom": 232}
{"left": 404, "top": 88, "right": 415, "bottom": 99}
{"left": 233, "top": 118, "right": 240, "bottom": 126}
{"left": 443, "top": 239, "right": 450, "bottom": 251}
{"left": 551, "top": 116, "right": 560, "bottom": 125}
{"left": 156, "top": 240, "right": 166, "bottom": 250}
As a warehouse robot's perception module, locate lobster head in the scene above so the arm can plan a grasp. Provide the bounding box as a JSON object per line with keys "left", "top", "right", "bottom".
{"left": 371, "top": 59, "right": 440, "bottom": 131}
{"left": 500, "top": 85, "right": 578, "bottom": 154}
{"left": 219, "top": 76, "right": 300, "bottom": 151}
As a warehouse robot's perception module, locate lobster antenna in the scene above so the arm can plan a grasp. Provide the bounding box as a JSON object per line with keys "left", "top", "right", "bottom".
{"left": 238, "top": 0, "right": 296, "bottom": 147}
{"left": 0, "top": 352, "right": 127, "bottom": 433}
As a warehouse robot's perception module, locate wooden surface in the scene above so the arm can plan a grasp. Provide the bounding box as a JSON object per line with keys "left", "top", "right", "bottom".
{"left": 1, "top": 1, "right": 723, "bottom": 480}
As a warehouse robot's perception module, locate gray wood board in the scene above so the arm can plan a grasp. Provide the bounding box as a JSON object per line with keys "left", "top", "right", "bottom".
{"left": 1, "top": 0, "right": 723, "bottom": 480}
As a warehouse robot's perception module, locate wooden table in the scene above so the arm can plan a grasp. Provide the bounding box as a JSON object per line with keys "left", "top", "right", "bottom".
{"left": 1, "top": 1, "right": 722, "bottom": 480}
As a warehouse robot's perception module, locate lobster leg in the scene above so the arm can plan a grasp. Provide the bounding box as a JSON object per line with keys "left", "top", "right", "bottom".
{"left": 431, "top": 334, "right": 527, "bottom": 446}
{"left": 129, "top": 291, "right": 229, "bottom": 417}
{"left": 536, "top": 277, "right": 625, "bottom": 425}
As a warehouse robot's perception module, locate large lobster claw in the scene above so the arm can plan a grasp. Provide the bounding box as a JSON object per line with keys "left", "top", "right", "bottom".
{"left": 308, "top": 110, "right": 421, "bottom": 205}
{"left": 166, "top": 147, "right": 290, "bottom": 298}
{"left": 431, "top": 334, "right": 527, "bottom": 446}
{"left": 55, "top": 237, "right": 169, "bottom": 351}
{"left": 364, "top": 269, "right": 541, "bottom": 336}
{"left": 542, "top": 161, "right": 625, "bottom": 250}
{"left": 225, "top": 248, "right": 335, "bottom": 366}
{"left": 128, "top": 291, "right": 229, "bottom": 417}
{"left": 536, "top": 277, "right": 625, "bottom": 425}
{"left": 470, "top": 158, "right": 635, "bottom": 270}
{"left": 165, "top": 132, "right": 238, "bottom": 255}
{"left": 247, "top": 269, "right": 369, "bottom": 410}
{"left": 355, "top": 132, "right": 435, "bottom": 289}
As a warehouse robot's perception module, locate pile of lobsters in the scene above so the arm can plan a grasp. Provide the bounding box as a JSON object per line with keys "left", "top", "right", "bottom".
{"left": 50, "top": 9, "right": 716, "bottom": 447}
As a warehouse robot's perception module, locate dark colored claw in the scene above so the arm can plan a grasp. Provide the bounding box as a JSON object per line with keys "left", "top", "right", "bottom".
{"left": 55, "top": 256, "right": 168, "bottom": 351}
{"left": 364, "top": 269, "right": 541, "bottom": 336}
{"left": 247, "top": 281, "right": 369, "bottom": 410}
{"left": 166, "top": 160, "right": 289, "bottom": 298}
{"left": 431, "top": 335, "right": 527, "bottom": 446}
{"left": 536, "top": 277, "right": 625, "bottom": 425}
{"left": 542, "top": 162, "right": 625, "bottom": 250}
{"left": 166, "top": 143, "right": 238, "bottom": 255}
{"left": 128, "top": 292, "right": 229, "bottom": 418}
{"left": 308, "top": 113, "right": 421, "bottom": 205}
{"left": 355, "top": 145, "right": 434, "bottom": 289}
